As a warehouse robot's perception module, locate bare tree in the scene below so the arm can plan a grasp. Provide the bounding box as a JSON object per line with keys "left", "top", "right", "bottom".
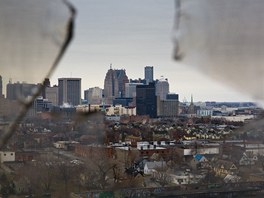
{"left": 151, "top": 163, "right": 171, "bottom": 187}
{"left": 56, "top": 161, "right": 73, "bottom": 198}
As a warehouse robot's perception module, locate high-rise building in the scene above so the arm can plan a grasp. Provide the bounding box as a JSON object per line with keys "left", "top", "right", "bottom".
{"left": 104, "top": 66, "right": 129, "bottom": 104}
{"left": 45, "top": 86, "right": 59, "bottom": 105}
{"left": 130, "top": 78, "right": 147, "bottom": 85}
{"left": 166, "top": 93, "right": 179, "bottom": 100}
{"left": 115, "top": 69, "right": 129, "bottom": 97}
{"left": 156, "top": 77, "right": 169, "bottom": 100}
{"left": 84, "top": 87, "right": 103, "bottom": 105}
{"left": 104, "top": 68, "right": 118, "bottom": 105}
{"left": 0, "top": 75, "right": 2, "bottom": 97}
{"left": 125, "top": 83, "right": 143, "bottom": 98}
{"left": 136, "top": 82, "right": 157, "bottom": 118}
{"left": 144, "top": 66, "right": 154, "bottom": 84}
{"left": 125, "top": 82, "right": 143, "bottom": 106}
{"left": 6, "top": 81, "right": 38, "bottom": 100}
{"left": 58, "top": 78, "right": 81, "bottom": 106}
{"left": 157, "top": 93, "right": 179, "bottom": 118}
{"left": 42, "top": 78, "right": 51, "bottom": 99}
{"left": 0, "top": 96, "right": 20, "bottom": 118}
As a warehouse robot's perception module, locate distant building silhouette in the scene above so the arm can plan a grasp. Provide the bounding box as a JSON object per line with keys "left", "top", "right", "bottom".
{"left": 157, "top": 93, "right": 179, "bottom": 118}
{"left": 45, "top": 85, "right": 58, "bottom": 105}
{"left": 115, "top": 69, "right": 129, "bottom": 97}
{"left": 125, "top": 83, "right": 143, "bottom": 98}
{"left": 156, "top": 77, "right": 169, "bottom": 100}
{"left": 84, "top": 87, "right": 103, "bottom": 105}
{"left": 113, "top": 97, "right": 133, "bottom": 107}
{"left": 136, "top": 82, "right": 157, "bottom": 118}
{"left": 6, "top": 81, "right": 38, "bottom": 100}
{"left": 125, "top": 82, "right": 143, "bottom": 106}
{"left": 104, "top": 67, "right": 119, "bottom": 104}
{"left": 144, "top": 66, "right": 154, "bottom": 85}
{"left": 58, "top": 78, "right": 81, "bottom": 106}
{"left": 130, "top": 78, "right": 147, "bottom": 84}
{"left": 188, "top": 95, "right": 195, "bottom": 114}
{"left": 42, "top": 78, "right": 50, "bottom": 99}
{"left": 104, "top": 66, "right": 129, "bottom": 104}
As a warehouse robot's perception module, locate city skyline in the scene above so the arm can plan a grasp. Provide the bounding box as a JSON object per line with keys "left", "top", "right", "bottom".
{"left": 0, "top": 65, "right": 254, "bottom": 103}
{"left": 50, "top": 0, "right": 252, "bottom": 102}
{"left": 0, "top": 0, "right": 254, "bottom": 103}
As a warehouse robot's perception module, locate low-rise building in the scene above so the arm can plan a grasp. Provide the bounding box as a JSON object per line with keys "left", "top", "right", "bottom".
{"left": 0, "top": 151, "right": 15, "bottom": 163}
{"left": 106, "top": 105, "right": 136, "bottom": 116}
{"left": 144, "top": 161, "right": 167, "bottom": 175}
{"left": 53, "top": 141, "right": 79, "bottom": 150}
{"left": 213, "top": 159, "right": 238, "bottom": 178}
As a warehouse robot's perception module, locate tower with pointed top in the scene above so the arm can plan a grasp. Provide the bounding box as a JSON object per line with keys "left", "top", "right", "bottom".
{"left": 188, "top": 94, "right": 195, "bottom": 114}
{"left": 103, "top": 65, "right": 129, "bottom": 104}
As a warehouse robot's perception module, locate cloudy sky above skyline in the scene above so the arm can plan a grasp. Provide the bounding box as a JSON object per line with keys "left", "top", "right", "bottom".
{"left": 38, "top": 0, "right": 254, "bottom": 102}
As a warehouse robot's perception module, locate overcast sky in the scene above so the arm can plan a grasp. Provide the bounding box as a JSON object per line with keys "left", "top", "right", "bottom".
{"left": 50, "top": 0, "right": 252, "bottom": 102}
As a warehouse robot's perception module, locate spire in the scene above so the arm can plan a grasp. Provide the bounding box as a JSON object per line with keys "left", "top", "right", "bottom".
{"left": 191, "top": 94, "right": 193, "bottom": 104}
{"left": 110, "top": 63, "right": 112, "bottom": 70}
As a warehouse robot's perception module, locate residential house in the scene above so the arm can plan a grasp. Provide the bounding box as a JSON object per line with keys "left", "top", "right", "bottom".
{"left": 189, "top": 154, "right": 210, "bottom": 170}
{"left": 0, "top": 151, "right": 15, "bottom": 163}
{"left": 213, "top": 159, "right": 238, "bottom": 178}
{"left": 144, "top": 161, "right": 167, "bottom": 175}
{"left": 169, "top": 170, "right": 206, "bottom": 185}
{"left": 239, "top": 151, "right": 258, "bottom": 166}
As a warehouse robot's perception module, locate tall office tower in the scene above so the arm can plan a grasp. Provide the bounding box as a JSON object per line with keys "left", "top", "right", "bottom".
{"left": 0, "top": 75, "right": 2, "bottom": 97}
{"left": 104, "top": 67, "right": 129, "bottom": 104}
{"left": 125, "top": 83, "right": 143, "bottom": 98}
{"left": 157, "top": 93, "right": 179, "bottom": 118}
{"left": 45, "top": 86, "right": 59, "bottom": 105}
{"left": 58, "top": 78, "right": 81, "bottom": 106}
{"left": 84, "top": 87, "right": 103, "bottom": 105}
{"left": 6, "top": 81, "right": 38, "bottom": 100}
{"left": 136, "top": 82, "right": 157, "bottom": 118}
{"left": 42, "top": 78, "right": 51, "bottom": 98}
{"left": 104, "top": 68, "right": 118, "bottom": 105}
{"left": 144, "top": 66, "right": 154, "bottom": 84}
{"left": 156, "top": 77, "right": 169, "bottom": 100}
{"left": 115, "top": 69, "right": 129, "bottom": 97}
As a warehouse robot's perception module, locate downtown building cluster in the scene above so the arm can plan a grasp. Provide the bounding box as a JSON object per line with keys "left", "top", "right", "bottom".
{"left": 101, "top": 66, "right": 179, "bottom": 118}
{"left": 0, "top": 66, "right": 179, "bottom": 119}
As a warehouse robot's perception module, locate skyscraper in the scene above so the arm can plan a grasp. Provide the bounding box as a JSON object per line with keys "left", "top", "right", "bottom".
{"left": 103, "top": 66, "right": 129, "bottom": 104}
{"left": 144, "top": 66, "right": 154, "bottom": 84}
{"left": 156, "top": 77, "right": 169, "bottom": 100}
{"left": 42, "top": 78, "right": 51, "bottom": 99}
{"left": 136, "top": 82, "right": 157, "bottom": 118}
{"left": 45, "top": 86, "right": 59, "bottom": 105}
{"left": 84, "top": 87, "right": 103, "bottom": 105}
{"left": 58, "top": 78, "right": 81, "bottom": 106}
{"left": 104, "top": 68, "right": 118, "bottom": 105}
{"left": 115, "top": 69, "right": 129, "bottom": 97}
{"left": 157, "top": 93, "right": 179, "bottom": 118}
{"left": 125, "top": 83, "right": 143, "bottom": 98}
{"left": 6, "top": 81, "right": 38, "bottom": 100}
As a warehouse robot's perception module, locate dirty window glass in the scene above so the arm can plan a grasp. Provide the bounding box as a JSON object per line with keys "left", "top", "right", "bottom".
{"left": 174, "top": 0, "right": 264, "bottom": 103}
{"left": 0, "top": 0, "right": 264, "bottom": 197}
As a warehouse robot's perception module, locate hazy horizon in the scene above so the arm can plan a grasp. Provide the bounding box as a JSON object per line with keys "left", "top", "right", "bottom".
{"left": 1, "top": 0, "right": 254, "bottom": 103}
